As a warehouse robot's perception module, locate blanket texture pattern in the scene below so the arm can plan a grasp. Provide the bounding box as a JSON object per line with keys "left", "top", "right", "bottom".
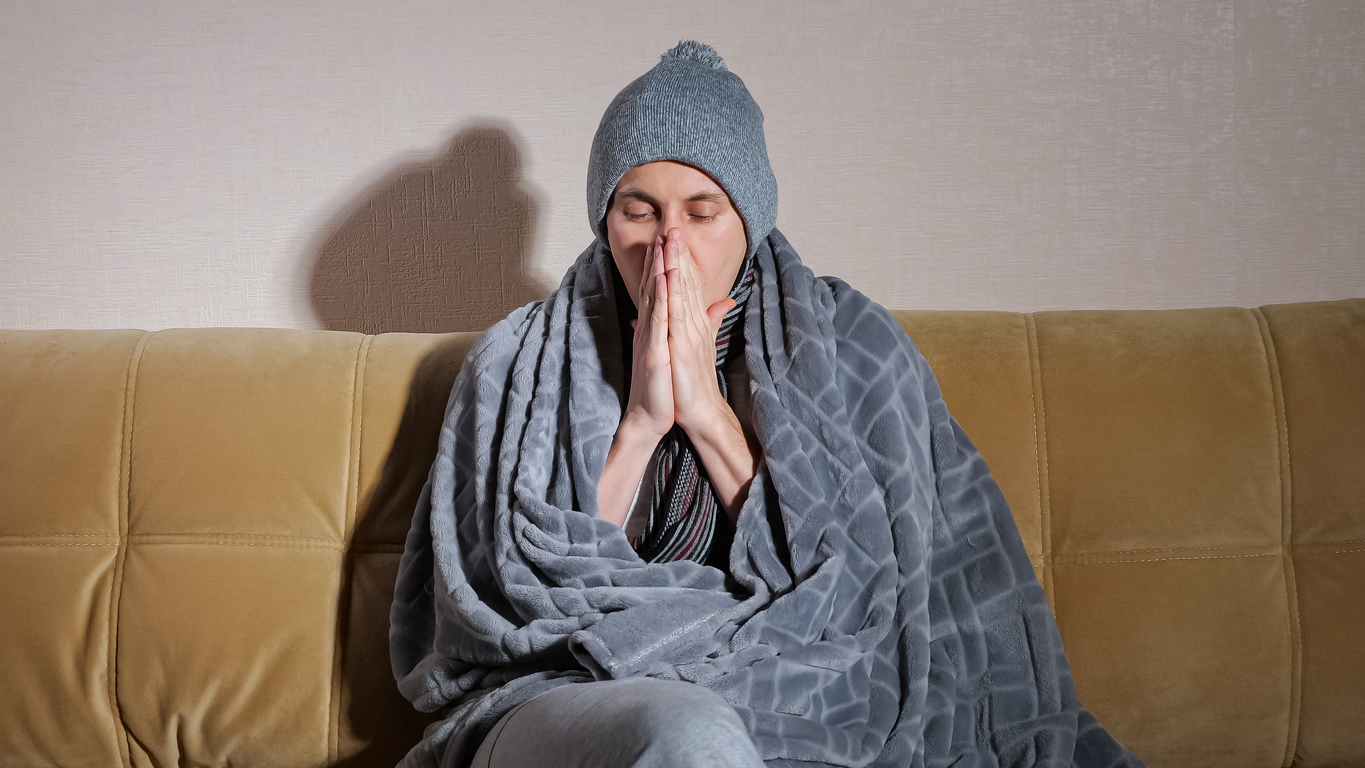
{"left": 390, "top": 228, "right": 1143, "bottom": 768}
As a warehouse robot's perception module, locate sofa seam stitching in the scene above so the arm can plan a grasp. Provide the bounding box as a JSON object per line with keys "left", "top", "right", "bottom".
{"left": 0, "top": 533, "right": 122, "bottom": 537}
{"left": 347, "top": 334, "right": 371, "bottom": 559}
{"left": 1255, "top": 306, "right": 1302, "bottom": 768}
{"left": 131, "top": 538, "right": 344, "bottom": 550}
{"left": 125, "top": 532, "right": 344, "bottom": 544}
{"left": 1288, "top": 537, "right": 1365, "bottom": 551}
{"left": 1055, "top": 544, "right": 1273, "bottom": 555}
{"left": 1042, "top": 548, "right": 1364, "bottom": 561}
{"left": 108, "top": 330, "right": 149, "bottom": 768}
{"left": 0, "top": 542, "right": 121, "bottom": 547}
{"left": 0, "top": 532, "right": 351, "bottom": 542}
{"left": 331, "top": 333, "right": 371, "bottom": 765}
{"left": 1053, "top": 552, "right": 1277, "bottom": 564}
{"left": 0, "top": 540, "right": 421, "bottom": 553}
{"left": 1024, "top": 313, "right": 1054, "bottom": 604}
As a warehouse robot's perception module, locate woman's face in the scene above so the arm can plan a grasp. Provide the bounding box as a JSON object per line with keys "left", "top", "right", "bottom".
{"left": 605, "top": 160, "right": 748, "bottom": 311}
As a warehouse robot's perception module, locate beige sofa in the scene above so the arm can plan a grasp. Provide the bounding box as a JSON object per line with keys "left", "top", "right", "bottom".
{"left": 0, "top": 298, "right": 1361, "bottom": 768}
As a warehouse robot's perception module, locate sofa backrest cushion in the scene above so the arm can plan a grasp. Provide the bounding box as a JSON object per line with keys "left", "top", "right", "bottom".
{"left": 0, "top": 298, "right": 1360, "bottom": 768}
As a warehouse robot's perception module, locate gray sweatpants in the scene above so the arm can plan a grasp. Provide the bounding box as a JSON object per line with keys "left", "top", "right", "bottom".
{"left": 469, "top": 678, "right": 767, "bottom": 768}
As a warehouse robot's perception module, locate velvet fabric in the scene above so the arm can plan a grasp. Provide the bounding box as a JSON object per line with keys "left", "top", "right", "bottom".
{"left": 1, "top": 300, "right": 1361, "bottom": 766}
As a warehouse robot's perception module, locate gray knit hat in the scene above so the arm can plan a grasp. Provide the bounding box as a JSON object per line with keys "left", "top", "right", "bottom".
{"left": 587, "top": 40, "right": 778, "bottom": 264}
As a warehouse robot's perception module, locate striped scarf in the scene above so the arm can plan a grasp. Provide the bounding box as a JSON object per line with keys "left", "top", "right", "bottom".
{"left": 611, "top": 250, "right": 757, "bottom": 565}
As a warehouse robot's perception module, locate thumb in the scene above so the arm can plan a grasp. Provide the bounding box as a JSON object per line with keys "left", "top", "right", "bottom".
{"left": 706, "top": 298, "right": 737, "bottom": 328}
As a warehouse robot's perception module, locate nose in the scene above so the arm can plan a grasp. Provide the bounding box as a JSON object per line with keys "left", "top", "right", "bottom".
{"left": 657, "top": 208, "right": 687, "bottom": 240}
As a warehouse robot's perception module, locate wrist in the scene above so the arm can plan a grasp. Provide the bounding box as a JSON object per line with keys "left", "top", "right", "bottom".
{"left": 620, "top": 409, "right": 672, "bottom": 444}
{"left": 679, "top": 399, "right": 757, "bottom": 521}
{"left": 680, "top": 396, "right": 740, "bottom": 450}
{"left": 599, "top": 414, "right": 666, "bottom": 529}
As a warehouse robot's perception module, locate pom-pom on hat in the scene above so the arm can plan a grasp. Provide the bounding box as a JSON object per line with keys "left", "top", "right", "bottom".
{"left": 587, "top": 40, "right": 778, "bottom": 264}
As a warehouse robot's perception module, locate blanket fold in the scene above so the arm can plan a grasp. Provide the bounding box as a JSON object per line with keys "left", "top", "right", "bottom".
{"left": 390, "top": 228, "right": 1142, "bottom": 768}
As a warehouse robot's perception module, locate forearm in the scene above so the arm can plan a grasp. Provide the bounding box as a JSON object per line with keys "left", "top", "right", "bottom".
{"left": 597, "top": 415, "right": 666, "bottom": 528}
{"left": 684, "top": 403, "right": 758, "bottom": 523}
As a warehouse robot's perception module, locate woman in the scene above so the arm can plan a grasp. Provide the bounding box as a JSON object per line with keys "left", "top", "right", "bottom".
{"left": 390, "top": 41, "right": 1143, "bottom": 768}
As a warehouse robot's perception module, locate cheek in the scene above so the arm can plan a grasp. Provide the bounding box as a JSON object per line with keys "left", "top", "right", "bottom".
{"left": 604, "top": 211, "right": 624, "bottom": 248}
{"left": 604, "top": 216, "right": 642, "bottom": 305}
{"left": 693, "top": 245, "right": 746, "bottom": 304}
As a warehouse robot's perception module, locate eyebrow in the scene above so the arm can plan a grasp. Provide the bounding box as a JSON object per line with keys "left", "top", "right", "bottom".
{"left": 616, "top": 188, "right": 729, "bottom": 205}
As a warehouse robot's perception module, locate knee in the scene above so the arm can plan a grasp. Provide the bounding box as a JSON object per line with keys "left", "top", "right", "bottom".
{"left": 619, "top": 680, "right": 757, "bottom": 762}
{"left": 632, "top": 680, "right": 744, "bottom": 732}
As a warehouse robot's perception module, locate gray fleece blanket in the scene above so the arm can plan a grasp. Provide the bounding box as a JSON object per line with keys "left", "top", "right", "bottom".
{"left": 390, "top": 228, "right": 1143, "bottom": 768}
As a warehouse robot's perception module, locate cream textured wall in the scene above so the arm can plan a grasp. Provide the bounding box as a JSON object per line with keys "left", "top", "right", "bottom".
{"left": 2, "top": 0, "right": 1362, "bottom": 332}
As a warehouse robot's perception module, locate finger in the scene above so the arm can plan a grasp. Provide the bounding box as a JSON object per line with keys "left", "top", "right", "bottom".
{"left": 637, "top": 244, "right": 657, "bottom": 304}
{"left": 676, "top": 245, "right": 710, "bottom": 329}
{"left": 663, "top": 229, "right": 681, "bottom": 275}
{"left": 652, "top": 240, "right": 666, "bottom": 279}
{"left": 671, "top": 234, "right": 709, "bottom": 317}
{"left": 668, "top": 237, "right": 692, "bottom": 304}
{"left": 676, "top": 236, "right": 702, "bottom": 294}
{"left": 650, "top": 275, "right": 670, "bottom": 366}
{"left": 707, "top": 298, "right": 737, "bottom": 329}
{"left": 636, "top": 245, "right": 649, "bottom": 294}
{"left": 667, "top": 266, "right": 682, "bottom": 303}
{"left": 644, "top": 244, "right": 663, "bottom": 315}
{"left": 652, "top": 273, "right": 669, "bottom": 345}
{"left": 667, "top": 267, "right": 686, "bottom": 325}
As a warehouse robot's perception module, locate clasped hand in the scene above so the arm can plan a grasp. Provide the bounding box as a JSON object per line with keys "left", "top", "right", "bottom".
{"left": 625, "top": 227, "right": 737, "bottom": 441}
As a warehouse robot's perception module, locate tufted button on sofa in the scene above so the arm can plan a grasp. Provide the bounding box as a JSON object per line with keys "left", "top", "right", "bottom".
{"left": 0, "top": 298, "right": 1361, "bottom": 768}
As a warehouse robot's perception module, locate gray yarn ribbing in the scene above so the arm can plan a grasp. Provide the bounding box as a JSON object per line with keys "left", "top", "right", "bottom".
{"left": 586, "top": 40, "right": 778, "bottom": 263}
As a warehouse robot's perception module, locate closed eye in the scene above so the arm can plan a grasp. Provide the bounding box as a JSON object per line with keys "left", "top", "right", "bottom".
{"left": 624, "top": 212, "right": 717, "bottom": 222}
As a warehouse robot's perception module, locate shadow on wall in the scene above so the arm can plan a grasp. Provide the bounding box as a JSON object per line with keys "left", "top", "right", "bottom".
{"left": 309, "top": 123, "right": 549, "bottom": 335}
